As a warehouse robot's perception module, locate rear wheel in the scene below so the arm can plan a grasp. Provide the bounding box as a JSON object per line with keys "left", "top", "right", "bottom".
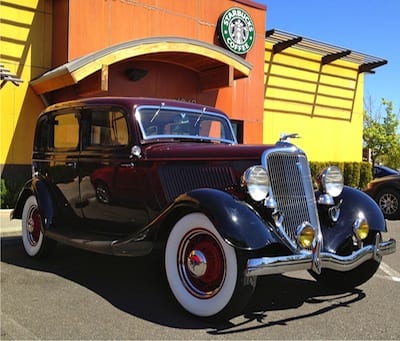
{"left": 21, "top": 196, "right": 55, "bottom": 258}
{"left": 309, "top": 232, "right": 381, "bottom": 289}
{"left": 165, "top": 213, "right": 256, "bottom": 318}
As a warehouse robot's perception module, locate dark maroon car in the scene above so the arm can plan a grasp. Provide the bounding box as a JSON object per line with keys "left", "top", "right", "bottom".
{"left": 365, "top": 174, "right": 400, "bottom": 220}
{"left": 12, "top": 97, "right": 396, "bottom": 318}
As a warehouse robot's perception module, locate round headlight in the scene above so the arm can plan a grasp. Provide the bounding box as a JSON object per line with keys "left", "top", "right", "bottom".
{"left": 241, "top": 166, "right": 270, "bottom": 201}
{"left": 318, "top": 166, "right": 344, "bottom": 197}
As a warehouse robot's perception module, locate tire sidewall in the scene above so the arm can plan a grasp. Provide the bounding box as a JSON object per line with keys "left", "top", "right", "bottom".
{"left": 165, "top": 212, "right": 238, "bottom": 317}
{"left": 22, "top": 196, "right": 44, "bottom": 257}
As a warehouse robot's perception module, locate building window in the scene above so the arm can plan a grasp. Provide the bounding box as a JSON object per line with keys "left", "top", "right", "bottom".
{"left": 230, "top": 120, "right": 243, "bottom": 143}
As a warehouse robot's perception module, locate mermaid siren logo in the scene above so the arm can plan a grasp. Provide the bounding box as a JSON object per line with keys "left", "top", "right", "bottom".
{"left": 218, "top": 7, "right": 255, "bottom": 55}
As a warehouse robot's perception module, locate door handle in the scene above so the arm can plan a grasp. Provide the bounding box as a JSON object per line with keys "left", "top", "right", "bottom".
{"left": 120, "top": 162, "right": 135, "bottom": 168}
{"left": 66, "top": 161, "right": 77, "bottom": 168}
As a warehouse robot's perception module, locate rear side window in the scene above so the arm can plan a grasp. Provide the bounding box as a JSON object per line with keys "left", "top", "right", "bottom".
{"left": 34, "top": 111, "right": 79, "bottom": 151}
{"left": 54, "top": 112, "right": 79, "bottom": 149}
{"left": 34, "top": 116, "right": 51, "bottom": 152}
{"left": 88, "top": 109, "right": 129, "bottom": 147}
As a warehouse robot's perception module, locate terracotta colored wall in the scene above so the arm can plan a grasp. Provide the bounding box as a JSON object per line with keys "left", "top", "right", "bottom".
{"left": 59, "top": 0, "right": 266, "bottom": 144}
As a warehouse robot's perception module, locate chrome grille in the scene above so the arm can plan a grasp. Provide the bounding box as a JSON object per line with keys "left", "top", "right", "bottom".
{"left": 264, "top": 149, "right": 320, "bottom": 248}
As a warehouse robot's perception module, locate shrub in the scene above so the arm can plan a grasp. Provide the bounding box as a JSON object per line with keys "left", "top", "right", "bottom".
{"left": 310, "top": 161, "right": 372, "bottom": 189}
{"left": 0, "top": 178, "right": 24, "bottom": 209}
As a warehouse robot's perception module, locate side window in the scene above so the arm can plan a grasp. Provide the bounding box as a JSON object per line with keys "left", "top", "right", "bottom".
{"left": 89, "top": 110, "right": 129, "bottom": 147}
{"left": 54, "top": 112, "right": 79, "bottom": 149}
{"left": 34, "top": 116, "right": 50, "bottom": 152}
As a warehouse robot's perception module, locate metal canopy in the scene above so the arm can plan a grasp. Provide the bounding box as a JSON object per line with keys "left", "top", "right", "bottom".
{"left": 0, "top": 63, "right": 23, "bottom": 88}
{"left": 266, "top": 29, "right": 387, "bottom": 73}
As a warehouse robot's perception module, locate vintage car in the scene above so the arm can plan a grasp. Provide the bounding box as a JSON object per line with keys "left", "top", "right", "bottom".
{"left": 12, "top": 97, "right": 396, "bottom": 319}
{"left": 365, "top": 173, "right": 400, "bottom": 220}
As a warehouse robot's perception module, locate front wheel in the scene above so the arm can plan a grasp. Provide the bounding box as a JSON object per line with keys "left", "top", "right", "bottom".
{"left": 21, "top": 195, "right": 56, "bottom": 258}
{"left": 376, "top": 188, "right": 400, "bottom": 220}
{"left": 165, "top": 213, "right": 256, "bottom": 318}
{"left": 309, "top": 232, "right": 381, "bottom": 289}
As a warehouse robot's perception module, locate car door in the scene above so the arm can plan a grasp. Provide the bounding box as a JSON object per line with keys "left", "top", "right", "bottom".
{"left": 35, "top": 110, "right": 82, "bottom": 218}
{"left": 78, "top": 106, "right": 151, "bottom": 234}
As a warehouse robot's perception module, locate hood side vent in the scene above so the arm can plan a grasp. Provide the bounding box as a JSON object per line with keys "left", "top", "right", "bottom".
{"left": 159, "top": 165, "right": 235, "bottom": 203}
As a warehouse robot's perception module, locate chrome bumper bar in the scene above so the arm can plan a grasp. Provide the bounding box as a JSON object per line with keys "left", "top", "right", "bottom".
{"left": 246, "top": 238, "right": 396, "bottom": 277}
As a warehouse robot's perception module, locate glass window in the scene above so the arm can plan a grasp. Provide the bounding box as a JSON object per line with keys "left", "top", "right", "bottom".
{"left": 54, "top": 113, "right": 79, "bottom": 149}
{"left": 34, "top": 116, "right": 50, "bottom": 152}
{"left": 89, "top": 110, "right": 128, "bottom": 147}
{"left": 137, "top": 107, "right": 236, "bottom": 144}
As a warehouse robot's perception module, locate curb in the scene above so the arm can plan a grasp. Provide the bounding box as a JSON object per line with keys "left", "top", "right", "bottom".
{"left": 0, "top": 209, "right": 21, "bottom": 237}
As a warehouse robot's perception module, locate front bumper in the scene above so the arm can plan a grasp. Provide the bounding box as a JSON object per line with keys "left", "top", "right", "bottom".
{"left": 245, "top": 236, "right": 396, "bottom": 277}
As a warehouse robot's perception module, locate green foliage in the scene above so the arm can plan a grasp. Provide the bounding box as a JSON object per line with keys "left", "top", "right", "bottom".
{"left": 310, "top": 161, "right": 371, "bottom": 189}
{"left": 0, "top": 178, "right": 23, "bottom": 209}
{"left": 0, "top": 179, "right": 8, "bottom": 208}
{"left": 359, "top": 162, "right": 373, "bottom": 190}
{"left": 363, "top": 98, "right": 400, "bottom": 167}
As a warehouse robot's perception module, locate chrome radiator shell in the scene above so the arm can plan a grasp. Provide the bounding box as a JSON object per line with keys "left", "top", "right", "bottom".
{"left": 262, "top": 146, "right": 321, "bottom": 251}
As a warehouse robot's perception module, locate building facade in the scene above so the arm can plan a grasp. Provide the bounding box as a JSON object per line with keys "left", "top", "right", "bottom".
{"left": 0, "top": 0, "right": 386, "bottom": 187}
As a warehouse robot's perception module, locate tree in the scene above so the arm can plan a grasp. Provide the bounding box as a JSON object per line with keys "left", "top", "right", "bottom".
{"left": 363, "top": 98, "right": 400, "bottom": 167}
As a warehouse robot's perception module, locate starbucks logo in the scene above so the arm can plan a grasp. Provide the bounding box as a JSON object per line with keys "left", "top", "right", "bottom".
{"left": 218, "top": 7, "right": 255, "bottom": 55}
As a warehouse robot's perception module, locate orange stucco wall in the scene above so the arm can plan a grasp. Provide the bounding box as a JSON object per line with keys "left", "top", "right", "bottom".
{"left": 51, "top": 0, "right": 267, "bottom": 143}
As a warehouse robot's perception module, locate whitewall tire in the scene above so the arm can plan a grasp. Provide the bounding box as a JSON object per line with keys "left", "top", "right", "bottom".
{"left": 165, "top": 212, "right": 256, "bottom": 318}
{"left": 21, "top": 196, "right": 54, "bottom": 257}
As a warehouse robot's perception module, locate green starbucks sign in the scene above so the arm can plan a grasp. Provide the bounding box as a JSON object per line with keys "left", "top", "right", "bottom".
{"left": 218, "top": 7, "right": 255, "bottom": 55}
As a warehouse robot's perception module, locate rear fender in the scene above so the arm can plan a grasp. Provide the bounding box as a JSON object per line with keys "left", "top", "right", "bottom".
{"left": 12, "top": 177, "right": 57, "bottom": 230}
{"left": 168, "top": 188, "right": 280, "bottom": 250}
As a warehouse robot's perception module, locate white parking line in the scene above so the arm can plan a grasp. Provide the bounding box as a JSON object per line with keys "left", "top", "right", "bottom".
{"left": 379, "top": 262, "right": 400, "bottom": 282}
{"left": 1, "top": 313, "right": 39, "bottom": 340}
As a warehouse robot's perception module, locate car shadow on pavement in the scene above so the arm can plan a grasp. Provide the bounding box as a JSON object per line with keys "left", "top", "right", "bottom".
{"left": 1, "top": 236, "right": 365, "bottom": 332}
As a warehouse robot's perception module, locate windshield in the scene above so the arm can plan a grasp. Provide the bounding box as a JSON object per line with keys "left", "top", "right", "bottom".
{"left": 136, "top": 106, "right": 237, "bottom": 144}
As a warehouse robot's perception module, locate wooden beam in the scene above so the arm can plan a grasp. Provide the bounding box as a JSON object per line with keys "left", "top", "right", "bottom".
{"left": 101, "top": 64, "right": 108, "bottom": 91}
{"left": 199, "top": 65, "right": 233, "bottom": 92}
{"left": 321, "top": 50, "right": 351, "bottom": 65}
{"left": 273, "top": 37, "right": 302, "bottom": 54}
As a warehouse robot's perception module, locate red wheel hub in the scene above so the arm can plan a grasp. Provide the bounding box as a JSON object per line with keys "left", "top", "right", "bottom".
{"left": 179, "top": 229, "right": 226, "bottom": 298}
{"left": 27, "top": 208, "right": 42, "bottom": 245}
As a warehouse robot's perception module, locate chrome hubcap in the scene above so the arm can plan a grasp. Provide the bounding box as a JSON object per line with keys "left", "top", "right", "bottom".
{"left": 187, "top": 250, "right": 207, "bottom": 277}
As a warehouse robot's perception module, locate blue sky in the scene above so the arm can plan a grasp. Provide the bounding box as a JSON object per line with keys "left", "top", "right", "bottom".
{"left": 257, "top": 0, "right": 400, "bottom": 116}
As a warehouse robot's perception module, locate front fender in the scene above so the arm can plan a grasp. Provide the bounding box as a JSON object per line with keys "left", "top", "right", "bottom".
{"left": 171, "top": 188, "right": 280, "bottom": 250}
{"left": 321, "top": 186, "right": 387, "bottom": 252}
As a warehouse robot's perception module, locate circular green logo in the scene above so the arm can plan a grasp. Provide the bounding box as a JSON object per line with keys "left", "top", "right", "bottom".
{"left": 219, "top": 7, "right": 255, "bottom": 55}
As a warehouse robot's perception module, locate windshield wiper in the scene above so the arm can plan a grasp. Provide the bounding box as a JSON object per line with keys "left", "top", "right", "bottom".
{"left": 150, "top": 102, "right": 165, "bottom": 123}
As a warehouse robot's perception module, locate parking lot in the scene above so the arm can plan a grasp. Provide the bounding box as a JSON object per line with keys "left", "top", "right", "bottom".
{"left": 1, "top": 217, "right": 399, "bottom": 340}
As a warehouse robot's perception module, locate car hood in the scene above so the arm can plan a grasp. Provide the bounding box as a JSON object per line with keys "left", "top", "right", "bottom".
{"left": 371, "top": 174, "right": 400, "bottom": 184}
{"left": 142, "top": 142, "right": 276, "bottom": 160}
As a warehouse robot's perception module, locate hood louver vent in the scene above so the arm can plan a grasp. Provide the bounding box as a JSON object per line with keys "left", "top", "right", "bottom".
{"left": 159, "top": 165, "right": 235, "bottom": 203}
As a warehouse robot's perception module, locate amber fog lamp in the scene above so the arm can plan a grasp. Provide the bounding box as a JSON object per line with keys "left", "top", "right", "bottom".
{"left": 318, "top": 166, "right": 344, "bottom": 197}
{"left": 241, "top": 166, "right": 270, "bottom": 202}
{"left": 353, "top": 215, "right": 369, "bottom": 240}
{"left": 296, "top": 223, "right": 315, "bottom": 249}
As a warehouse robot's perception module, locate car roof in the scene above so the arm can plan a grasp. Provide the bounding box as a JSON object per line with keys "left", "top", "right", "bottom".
{"left": 43, "top": 97, "right": 228, "bottom": 116}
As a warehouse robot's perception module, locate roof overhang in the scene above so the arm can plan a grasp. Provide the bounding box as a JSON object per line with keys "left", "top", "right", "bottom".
{"left": 266, "top": 29, "right": 387, "bottom": 73}
{"left": 31, "top": 37, "right": 252, "bottom": 94}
